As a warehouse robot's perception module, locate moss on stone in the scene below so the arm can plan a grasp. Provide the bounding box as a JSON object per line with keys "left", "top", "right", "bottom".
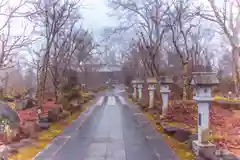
{"left": 214, "top": 96, "right": 240, "bottom": 102}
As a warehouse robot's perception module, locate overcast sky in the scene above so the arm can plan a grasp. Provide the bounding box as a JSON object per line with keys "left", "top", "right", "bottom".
{"left": 81, "top": 0, "right": 117, "bottom": 38}
{"left": 3, "top": 0, "right": 116, "bottom": 40}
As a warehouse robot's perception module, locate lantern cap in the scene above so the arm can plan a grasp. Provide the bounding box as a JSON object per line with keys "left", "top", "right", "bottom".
{"left": 191, "top": 72, "right": 219, "bottom": 86}
{"left": 157, "top": 76, "right": 173, "bottom": 84}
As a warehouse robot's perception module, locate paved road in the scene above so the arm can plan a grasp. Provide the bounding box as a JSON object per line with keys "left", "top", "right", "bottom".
{"left": 34, "top": 90, "right": 179, "bottom": 160}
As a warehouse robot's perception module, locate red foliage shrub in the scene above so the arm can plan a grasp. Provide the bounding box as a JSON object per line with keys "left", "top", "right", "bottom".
{"left": 17, "top": 100, "right": 62, "bottom": 126}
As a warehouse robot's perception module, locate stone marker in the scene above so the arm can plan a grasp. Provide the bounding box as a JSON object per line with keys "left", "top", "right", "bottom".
{"left": 158, "top": 76, "right": 173, "bottom": 116}
{"left": 131, "top": 80, "right": 138, "bottom": 99}
{"left": 147, "top": 77, "right": 157, "bottom": 109}
{"left": 191, "top": 72, "right": 219, "bottom": 156}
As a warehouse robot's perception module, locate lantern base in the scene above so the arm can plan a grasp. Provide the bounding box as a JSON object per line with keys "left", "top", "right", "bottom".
{"left": 192, "top": 140, "right": 216, "bottom": 156}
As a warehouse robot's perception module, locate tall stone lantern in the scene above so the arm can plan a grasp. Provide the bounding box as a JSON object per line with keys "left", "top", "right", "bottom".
{"left": 147, "top": 77, "right": 157, "bottom": 109}
{"left": 131, "top": 80, "right": 138, "bottom": 99}
{"left": 157, "top": 76, "right": 173, "bottom": 116}
{"left": 191, "top": 72, "right": 219, "bottom": 155}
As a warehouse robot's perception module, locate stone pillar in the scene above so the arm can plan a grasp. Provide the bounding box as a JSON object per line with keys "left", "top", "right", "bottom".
{"left": 160, "top": 85, "right": 170, "bottom": 116}
{"left": 148, "top": 84, "right": 156, "bottom": 109}
{"left": 195, "top": 96, "right": 211, "bottom": 143}
{"left": 138, "top": 83, "right": 143, "bottom": 100}
{"left": 193, "top": 85, "right": 214, "bottom": 144}
{"left": 192, "top": 90, "right": 215, "bottom": 155}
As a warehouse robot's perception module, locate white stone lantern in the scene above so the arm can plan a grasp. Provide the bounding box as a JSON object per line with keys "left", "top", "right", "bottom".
{"left": 131, "top": 80, "right": 138, "bottom": 99}
{"left": 135, "top": 79, "right": 144, "bottom": 100}
{"left": 191, "top": 72, "right": 219, "bottom": 155}
{"left": 147, "top": 77, "right": 157, "bottom": 109}
{"left": 158, "top": 76, "right": 173, "bottom": 116}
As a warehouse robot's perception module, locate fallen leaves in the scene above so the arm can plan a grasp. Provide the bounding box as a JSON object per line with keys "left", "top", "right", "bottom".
{"left": 164, "top": 100, "right": 240, "bottom": 156}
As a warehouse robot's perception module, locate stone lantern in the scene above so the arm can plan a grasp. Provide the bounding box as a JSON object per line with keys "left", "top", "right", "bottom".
{"left": 158, "top": 76, "right": 173, "bottom": 116}
{"left": 131, "top": 80, "right": 138, "bottom": 99}
{"left": 191, "top": 72, "right": 219, "bottom": 155}
{"left": 135, "top": 79, "right": 144, "bottom": 101}
{"left": 147, "top": 77, "right": 157, "bottom": 109}
{"left": 81, "top": 84, "right": 86, "bottom": 92}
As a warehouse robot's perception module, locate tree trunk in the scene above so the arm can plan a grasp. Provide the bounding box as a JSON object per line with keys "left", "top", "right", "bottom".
{"left": 38, "top": 52, "right": 50, "bottom": 108}
{"left": 183, "top": 62, "right": 188, "bottom": 100}
{"left": 54, "top": 87, "right": 58, "bottom": 102}
{"left": 232, "top": 47, "right": 240, "bottom": 96}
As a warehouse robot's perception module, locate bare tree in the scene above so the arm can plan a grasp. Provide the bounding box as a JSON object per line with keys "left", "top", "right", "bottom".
{"left": 49, "top": 23, "right": 98, "bottom": 101}
{"left": 165, "top": 0, "right": 202, "bottom": 100}
{"left": 0, "top": 0, "right": 36, "bottom": 71}
{"left": 73, "top": 31, "right": 98, "bottom": 85}
{"left": 108, "top": 0, "right": 169, "bottom": 77}
{"left": 49, "top": 16, "right": 81, "bottom": 101}
{"left": 199, "top": 0, "right": 240, "bottom": 95}
{"left": 0, "top": 22, "right": 33, "bottom": 70}
{"left": 27, "top": 0, "right": 83, "bottom": 106}
{"left": 24, "top": 67, "right": 36, "bottom": 91}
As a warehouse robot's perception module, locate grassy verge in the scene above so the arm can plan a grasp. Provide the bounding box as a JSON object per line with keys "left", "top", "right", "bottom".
{"left": 129, "top": 98, "right": 195, "bottom": 160}
{"left": 9, "top": 99, "right": 94, "bottom": 160}
{"left": 214, "top": 96, "right": 240, "bottom": 102}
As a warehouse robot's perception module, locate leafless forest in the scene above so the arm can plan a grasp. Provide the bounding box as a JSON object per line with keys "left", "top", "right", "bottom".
{"left": 0, "top": 0, "right": 239, "bottom": 159}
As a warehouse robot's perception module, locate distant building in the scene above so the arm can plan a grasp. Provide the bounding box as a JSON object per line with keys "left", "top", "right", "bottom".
{"left": 77, "top": 64, "right": 123, "bottom": 88}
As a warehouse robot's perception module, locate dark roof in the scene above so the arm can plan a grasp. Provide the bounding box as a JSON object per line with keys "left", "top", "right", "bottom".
{"left": 157, "top": 76, "right": 173, "bottom": 84}
{"left": 191, "top": 72, "right": 219, "bottom": 86}
{"left": 132, "top": 80, "right": 137, "bottom": 84}
{"left": 135, "top": 79, "right": 144, "bottom": 84}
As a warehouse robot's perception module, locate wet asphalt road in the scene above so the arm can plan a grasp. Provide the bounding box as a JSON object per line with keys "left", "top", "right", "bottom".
{"left": 33, "top": 89, "right": 179, "bottom": 160}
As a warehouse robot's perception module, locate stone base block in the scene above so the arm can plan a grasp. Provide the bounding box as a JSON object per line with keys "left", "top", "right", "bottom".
{"left": 192, "top": 140, "right": 216, "bottom": 156}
